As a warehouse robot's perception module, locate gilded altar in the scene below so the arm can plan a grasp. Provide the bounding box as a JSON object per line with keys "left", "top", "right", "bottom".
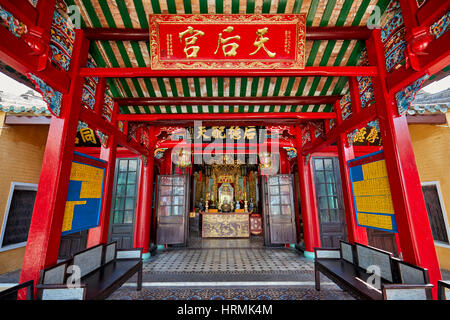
{"left": 194, "top": 160, "right": 258, "bottom": 208}
{"left": 202, "top": 213, "right": 250, "bottom": 238}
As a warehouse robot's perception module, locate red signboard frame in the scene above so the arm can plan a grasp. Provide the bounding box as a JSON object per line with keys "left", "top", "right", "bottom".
{"left": 149, "top": 14, "right": 306, "bottom": 70}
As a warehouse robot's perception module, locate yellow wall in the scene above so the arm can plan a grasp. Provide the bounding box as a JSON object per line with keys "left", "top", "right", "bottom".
{"left": 409, "top": 115, "right": 450, "bottom": 270}
{"left": 0, "top": 114, "right": 48, "bottom": 274}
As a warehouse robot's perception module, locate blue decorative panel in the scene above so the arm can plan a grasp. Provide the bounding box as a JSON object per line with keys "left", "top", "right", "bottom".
{"left": 62, "top": 152, "right": 106, "bottom": 235}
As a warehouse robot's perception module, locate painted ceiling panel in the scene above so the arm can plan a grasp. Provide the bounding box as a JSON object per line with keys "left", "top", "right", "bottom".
{"left": 65, "top": 0, "right": 391, "bottom": 114}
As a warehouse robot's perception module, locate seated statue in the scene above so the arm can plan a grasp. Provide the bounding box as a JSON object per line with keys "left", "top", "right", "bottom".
{"left": 235, "top": 200, "right": 241, "bottom": 210}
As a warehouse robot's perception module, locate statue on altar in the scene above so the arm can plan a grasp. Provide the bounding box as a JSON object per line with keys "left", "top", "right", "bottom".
{"left": 218, "top": 183, "right": 234, "bottom": 212}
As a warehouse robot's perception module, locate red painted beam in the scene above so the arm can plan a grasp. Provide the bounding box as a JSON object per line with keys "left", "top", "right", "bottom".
{"left": 348, "top": 77, "right": 362, "bottom": 114}
{"left": 79, "top": 107, "right": 149, "bottom": 157}
{"left": 406, "top": 114, "right": 448, "bottom": 124}
{"left": 301, "top": 104, "right": 377, "bottom": 155}
{"left": 117, "top": 112, "right": 336, "bottom": 122}
{"left": 0, "top": 27, "right": 71, "bottom": 93}
{"left": 93, "top": 77, "right": 107, "bottom": 115}
{"left": 79, "top": 66, "right": 378, "bottom": 78}
{"left": 386, "top": 30, "right": 450, "bottom": 94}
{"left": 416, "top": 0, "right": 450, "bottom": 27}
{"left": 399, "top": 0, "right": 420, "bottom": 31}
{"left": 306, "top": 26, "right": 372, "bottom": 40}
{"left": 115, "top": 96, "right": 342, "bottom": 106}
{"left": 0, "top": 0, "right": 38, "bottom": 27}
{"left": 35, "top": 0, "right": 58, "bottom": 42}
{"left": 83, "top": 26, "right": 373, "bottom": 41}
{"left": 156, "top": 141, "right": 294, "bottom": 149}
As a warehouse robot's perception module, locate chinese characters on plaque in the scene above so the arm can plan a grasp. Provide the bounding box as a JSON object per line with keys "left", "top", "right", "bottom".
{"left": 195, "top": 126, "right": 257, "bottom": 141}
{"left": 75, "top": 127, "right": 101, "bottom": 147}
{"left": 149, "top": 14, "right": 306, "bottom": 70}
{"left": 349, "top": 151, "right": 397, "bottom": 233}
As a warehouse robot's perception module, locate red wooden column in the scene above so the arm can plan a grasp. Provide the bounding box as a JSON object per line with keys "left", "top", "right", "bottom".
{"left": 19, "top": 30, "right": 90, "bottom": 295}
{"left": 133, "top": 127, "right": 157, "bottom": 259}
{"left": 279, "top": 149, "right": 290, "bottom": 174}
{"left": 336, "top": 134, "right": 369, "bottom": 244}
{"left": 336, "top": 90, "right": 368, "bottom": 245}
{"left": 366, "top": 29, "right": 441, "bottom": 297}
{"left": 295, "top": 127, "right": 321, "bottom": 259}
{"left": 87, "top": 101, "right": 119, "bottom": 247}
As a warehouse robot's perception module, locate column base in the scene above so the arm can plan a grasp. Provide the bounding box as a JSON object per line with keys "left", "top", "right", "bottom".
{"left": 304, "top": 251, "right": 315, "bottom": 260}
{"left": 289, "top": 244, "right": 296, "bottom": 249}
{"left": 157, "top": 244, "right": 165, "bottom": 250}
{"left": 142, "top": 252, "right": 151, "bottom": 260}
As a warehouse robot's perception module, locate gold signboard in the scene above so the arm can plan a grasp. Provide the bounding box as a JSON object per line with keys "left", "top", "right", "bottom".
{"left": 149, "top": 14, "right": 306, "bottom": 70}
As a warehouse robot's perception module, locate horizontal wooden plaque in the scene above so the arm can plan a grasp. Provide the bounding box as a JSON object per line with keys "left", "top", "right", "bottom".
{"left": 149, "top": 14, "right": 306, "bottom": 70}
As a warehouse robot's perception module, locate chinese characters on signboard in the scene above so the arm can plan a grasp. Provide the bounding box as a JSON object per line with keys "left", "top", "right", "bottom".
{"left": 149, "top": 14, "right": 306, "bottom": 70}
{"left": 62, "top": 152, "right": 106, "bottom": 235}
{"left": 75, "top": 127, "right": 100, "bottom": 147}
{"left": 195, "top": 126, "right": 257, "bottom": 141}
{"left": 349, "top": 151, "right": 397, "bottom": 233}
{"left": 348, "top": 120, "right": 382, "bottom": 147}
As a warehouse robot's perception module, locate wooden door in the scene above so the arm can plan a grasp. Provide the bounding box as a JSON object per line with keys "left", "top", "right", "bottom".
{"left": 262, "top": 175, "right": 297, "bottom": 245}
{"left": 312, "top": 157, "right": 347, "bottom": 247}
{"left": 58, "top": 230, "right": 88, "bottom": 260}
{"left": 156, "top": 175, "right": 190, "bottom": 245}
{"left": 109, "top": 158, "right": 140, "bottom": 249}
{"left": 367, "top": 228, "right": 399, "bottom": 257}
{"left": 261, "top": 176, "right": 271, "bottom": 245}
{"left": 422, "top": 184, "right": 449, "bottom": 244}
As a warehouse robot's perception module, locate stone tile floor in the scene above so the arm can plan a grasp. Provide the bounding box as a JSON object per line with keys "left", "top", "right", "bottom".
{"left": 107, "top": 245, "right": 356, "bottom": 300}
{"left": 107, "top": 286, "right": 354, "bottom": 300}
{"left": 143, "top": 248, "right": 313, "bottom": 274}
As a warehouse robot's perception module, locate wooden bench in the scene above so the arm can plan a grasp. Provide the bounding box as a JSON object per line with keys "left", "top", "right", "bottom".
{"left": 0, "top": 280, "right": 34, "bottom": 300}
{"left": 36, "top": 242, "right": 143, "bottom": 300}
{"left": 314, "top": 241, "right": 433, "bottom": 300}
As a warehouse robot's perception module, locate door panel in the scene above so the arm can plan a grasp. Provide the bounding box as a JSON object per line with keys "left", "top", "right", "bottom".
{"left": 367, "top": 228, "right": 399, "bottom": 257}
{"left": 422, "top": 184, "right": 449, "bottom": 243}
{"left": 109, "top": 158, "right": 140, "bottom": 249}
{"left": 261, "top": 176, "right": 271, "bottom": 245}
{"left": 313, "top": 157, "right": 347, "bottom": 247}
{"left": 58, "top": 231, "right": 88, "bottom": 260}
{"left": 156, "top": 175, "right": 190, "bottom": 245}
{"left": 263, "top": 175, "right": 297, "bottom": 245}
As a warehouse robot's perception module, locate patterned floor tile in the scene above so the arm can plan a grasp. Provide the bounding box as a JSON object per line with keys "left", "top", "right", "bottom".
{"left": 143, "top": 248, "right": 313, "bottom": 273}
{"left": 107, "top": 286, "right": 355, "bottom": 300}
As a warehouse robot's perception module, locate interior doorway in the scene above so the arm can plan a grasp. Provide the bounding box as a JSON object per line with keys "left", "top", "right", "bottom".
{"left": 312, "top": 157, "right": 347, "bottom": 247}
